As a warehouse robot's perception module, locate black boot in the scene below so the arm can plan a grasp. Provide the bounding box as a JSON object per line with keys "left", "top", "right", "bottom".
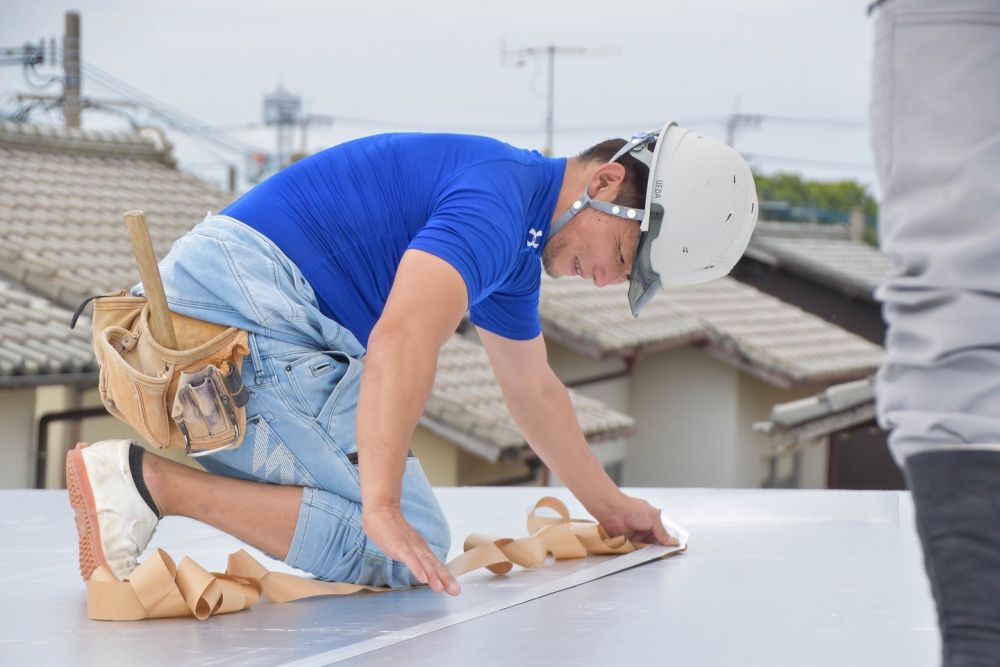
{"left": 905, "top": 449, "right": 1000, "bottom": 667}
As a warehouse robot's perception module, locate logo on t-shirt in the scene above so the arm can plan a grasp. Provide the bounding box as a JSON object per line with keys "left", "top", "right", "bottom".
{"left": 526, "top": 228, "right": 543, "bottom": 249}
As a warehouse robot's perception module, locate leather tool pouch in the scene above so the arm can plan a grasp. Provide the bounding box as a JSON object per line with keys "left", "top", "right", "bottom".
{"left": 172, "top": 363, "right": 248, "bottom": 452}
{"left": 75, "top": 291, "right": 250, "bottom": 456}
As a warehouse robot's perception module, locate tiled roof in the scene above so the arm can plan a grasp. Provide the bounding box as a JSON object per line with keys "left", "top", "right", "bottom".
{"left": 423, "top": 336, "right": 635, "bottom": 459}
{"left": 754, "top": 378, "right": 876, "bottom": 450}
{"left": 539, "top": 275, "right": 705, "bottom": 358}
{"left": 539, "top": 275, "right": 883, "bottom": 387}
{"left": 0, "top": 122, "right": 175, "bottom": 162}
{"left": 0, "top": 122, "right": 230, "bottom": 308}
{"left": 0, "top": 278, "right": 95, "bottom": 380}
{"left": 0, "top": 122, "right": 633, "bottom": 456}
{"left": 745, "top": 221, "right": 892, "bottom": 300}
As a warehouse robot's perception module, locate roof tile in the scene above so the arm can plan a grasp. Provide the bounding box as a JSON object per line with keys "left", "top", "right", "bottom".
{"left": 746, "top": 221, "right": 892, "bottom": 298}
{"left": 540, "top": 275, "right": 882, "bottom": 385}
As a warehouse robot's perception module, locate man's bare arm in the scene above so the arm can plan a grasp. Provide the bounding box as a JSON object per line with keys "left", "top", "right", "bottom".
{"left": 358, "top": 249, "right": 467, "bottom": 595}
{"left": 477, "top": 327, "right": 676, "bottom": 545}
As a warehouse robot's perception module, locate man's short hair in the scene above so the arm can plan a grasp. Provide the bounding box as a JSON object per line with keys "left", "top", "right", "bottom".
{"left": 578, "top": 139, "right": 650, "bottom": 210}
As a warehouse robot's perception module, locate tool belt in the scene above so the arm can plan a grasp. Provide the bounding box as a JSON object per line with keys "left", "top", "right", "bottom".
{"left": 75, "top": 291, "right": 250, "bottom": 457}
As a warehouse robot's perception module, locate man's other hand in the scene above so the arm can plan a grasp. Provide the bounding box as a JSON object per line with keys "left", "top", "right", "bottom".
{"left": 591, "top": 494, "right": 680, "bottom": 547}
{"left": 361, "top": 505, "right": 461, "bottom": 596}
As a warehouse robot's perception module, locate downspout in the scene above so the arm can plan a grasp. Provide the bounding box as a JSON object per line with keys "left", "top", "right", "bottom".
{"left": 36, "top": 406, "right": 109, "bottom": 488}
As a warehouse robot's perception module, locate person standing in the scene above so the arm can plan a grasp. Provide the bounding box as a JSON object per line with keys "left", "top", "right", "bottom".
{"left": 870, "top": 1, "right": 1000, "bottom": 664}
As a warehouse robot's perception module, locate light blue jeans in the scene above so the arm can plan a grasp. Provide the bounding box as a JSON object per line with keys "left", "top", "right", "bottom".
{"left": 138, "top": 214, "right": 451, "bottom": 587}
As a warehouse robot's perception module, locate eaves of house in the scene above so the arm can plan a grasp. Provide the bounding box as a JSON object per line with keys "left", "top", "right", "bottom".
{"left": 730, "top": 220, "right": 892, "bottom": 345}
{"left": 742, "top": 221, "right": 892, "bottom": 302}
{"left": 754, "top": 377, "right": 876, "bottom": 453}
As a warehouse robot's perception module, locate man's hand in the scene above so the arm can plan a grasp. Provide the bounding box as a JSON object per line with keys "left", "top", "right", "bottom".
{"left": 589, "top": 493, "right": 680, "bottom": 547}
{"left": 361, "top": 505, "right": 461, "bottom": 596}
{"left": 356, "top": 250, "right": 467, "bottom": 597}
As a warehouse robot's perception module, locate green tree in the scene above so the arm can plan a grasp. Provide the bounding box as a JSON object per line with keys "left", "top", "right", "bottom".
{"left": 753, "top": 172, "right": 879, "bottom": 219}
{"left": 752, "top": 172, "right": 880, "bottom": 246}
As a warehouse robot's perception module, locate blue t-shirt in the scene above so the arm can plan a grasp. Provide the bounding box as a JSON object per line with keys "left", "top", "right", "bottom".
{"left": 222, "top": 133, "right": 564, "bottom": 347}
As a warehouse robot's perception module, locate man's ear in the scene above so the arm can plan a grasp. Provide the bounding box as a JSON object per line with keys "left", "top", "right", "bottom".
{"left": 587, "top": 161, "right": 626, "bottom": 199}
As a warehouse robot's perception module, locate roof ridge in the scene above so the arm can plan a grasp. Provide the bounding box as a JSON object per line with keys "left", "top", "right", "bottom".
{"left": 754, "top": 219, "right": 851, "bottom": 240}
{"left": 0, "top": 122, "right": 175, "bottom": 165}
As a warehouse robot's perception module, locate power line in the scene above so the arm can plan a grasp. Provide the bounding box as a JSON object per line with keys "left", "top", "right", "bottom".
{"left": 755, "top": 114, "right": 868, "bottom": 129}
{"left": 53, "top": 56, "right": 878, "bottom": 177}
{"left": 72, "top": 53, "right": 265, "bottom": 158}
{"left": 745, "top": 152, "right": 874, "bottom": 171}
{"left": 208, "top": 117, "right": 723, "bottom": 136}
{"left": 209, "top": 113, "right": 864, "bottom": 139}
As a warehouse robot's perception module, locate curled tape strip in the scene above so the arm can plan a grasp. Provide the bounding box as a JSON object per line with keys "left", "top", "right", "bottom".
{"left": 85, "top": 496, "right": 680, "bottom": 621}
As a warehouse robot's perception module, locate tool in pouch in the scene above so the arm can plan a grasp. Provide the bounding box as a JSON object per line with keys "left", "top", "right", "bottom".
{"left": 70, "top": 210, "right": 249, "bottom": 457}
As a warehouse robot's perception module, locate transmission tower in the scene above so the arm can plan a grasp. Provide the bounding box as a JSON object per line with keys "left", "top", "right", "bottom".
{"left": 263, "top": 85, "right": 302, "bottom": 168}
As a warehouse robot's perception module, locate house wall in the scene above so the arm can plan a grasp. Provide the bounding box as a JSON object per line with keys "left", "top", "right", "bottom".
{"left": 411, "top": 428, "right": 460, "bottom": 486}
{"left": 21, "top": 354, "right": 832, "bottom": 492}
{"left": 735, "top": 373, "right": 828, "bottom": 489}
{"left": 547, "top": 342, "right": 830, "bottom": 490}
{"left": 35, "top": 385, "right": 80, "bottom": 488}
{"left": 410, "top": 427, "right": 538, "bottom": 487}
{"left": 625, "top": 346, "right": 741, "bottom": 487}
{"left": 32, "top": 379, "right": 519, "bottom": 489}
{"left": 0, "top": 387, "right": 37, "bottom": 488}
{"left": 34, "top": 385, "right": 216, "bottom": 489}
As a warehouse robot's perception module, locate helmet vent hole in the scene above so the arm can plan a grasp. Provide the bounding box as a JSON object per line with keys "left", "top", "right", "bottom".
{"left": 733, "top": 174, "right": 736, "bottom": 184}
{"left": 725, "top": 211, "right": 734, "bottom": 224}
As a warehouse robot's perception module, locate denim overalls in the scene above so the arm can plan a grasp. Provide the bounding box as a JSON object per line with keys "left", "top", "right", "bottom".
{"left": 140, "top": 214, "right": 451, "bottom": 587}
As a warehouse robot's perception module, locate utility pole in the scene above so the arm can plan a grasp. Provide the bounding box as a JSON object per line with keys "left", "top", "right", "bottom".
{"left": 724, "top": 96, "right": 761, "bottom": 148}
{"left": 63, "top": 11, "right": 81, "bottom": 129}
{"left": 503, "top": 44, "right": 606, "bottom": 156}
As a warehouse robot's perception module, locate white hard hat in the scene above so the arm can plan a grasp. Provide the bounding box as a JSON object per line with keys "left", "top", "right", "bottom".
{"left": 551, "top": 122, "right": 759, "bottom": 316}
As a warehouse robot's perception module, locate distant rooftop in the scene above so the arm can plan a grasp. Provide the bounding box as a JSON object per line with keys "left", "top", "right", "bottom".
{"left": 539, "top": 275, "right": 883, "bottom": 388}
{"left": 0, "top": 121, "right": 230, "bottom": 308}
{"left": 744, "top": 220, "right": 893, "bottom": 300}
{"left": 754, "top": 377, "right": 876, "bottom": 453}
{"left": 423, "top": 336, "right": 634, "bottom": 461}
{"left": 0, "top": 278, "right": 95, "bottom": 383}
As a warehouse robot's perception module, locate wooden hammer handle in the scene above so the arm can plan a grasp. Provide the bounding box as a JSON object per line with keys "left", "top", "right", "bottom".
{"left": 124, "top": 210, "right": 178, "bottom": 350}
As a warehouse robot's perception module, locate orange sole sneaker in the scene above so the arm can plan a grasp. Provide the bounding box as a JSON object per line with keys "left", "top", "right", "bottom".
{"left": 66, "top": 442, "right": 108, "bottom": 581}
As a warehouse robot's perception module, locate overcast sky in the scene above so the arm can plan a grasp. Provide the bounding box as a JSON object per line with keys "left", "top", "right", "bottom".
{"left": 1, "top": 1, "right": 879, "bottom": 195}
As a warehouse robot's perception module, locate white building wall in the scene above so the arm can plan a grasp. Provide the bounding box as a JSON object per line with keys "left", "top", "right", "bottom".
{"left": 35, "top": 385, "right": 84, "bottom": 488}
{"left": 0, "top": 387, "right": 37, "bottom": 488}
{"left": 625, "top": 347, "right": 741, "bottom": 487}
{"left": 734, "top": 373, "right": 828, "bottom": 488}
{"left": 547, "top": 342, "right": 831, "bottom": 490}
{"left": 441, "top": 329, "right": 833, "bottom": 490}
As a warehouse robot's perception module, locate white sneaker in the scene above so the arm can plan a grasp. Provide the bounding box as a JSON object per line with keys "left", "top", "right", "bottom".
{"left": 66, "top": 440, "right": 158, "bottom": 581}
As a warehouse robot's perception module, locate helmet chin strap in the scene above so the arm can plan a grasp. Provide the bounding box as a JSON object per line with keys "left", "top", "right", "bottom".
{"left": 550, "top": 188, "right": 645, "bottom": 237}
{"left": 549, "top": 129, "right": 662, "bottom": 237}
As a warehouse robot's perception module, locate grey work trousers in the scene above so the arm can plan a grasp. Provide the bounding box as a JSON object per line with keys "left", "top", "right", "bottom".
{"left": 871, "top": 2, "right": 1000, "bottom": 665}
{"left": 871, "top": 0, "right": 1000, "bottom": 462}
